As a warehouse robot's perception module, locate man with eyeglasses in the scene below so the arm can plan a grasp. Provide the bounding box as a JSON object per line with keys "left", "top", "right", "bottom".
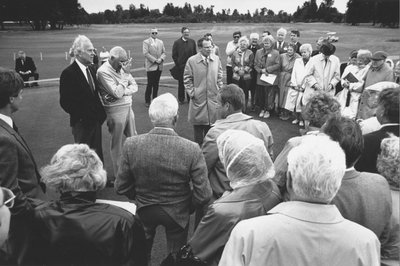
{"left": 60, "top": 35, "right": 106, "bottom": 162}
{"left": 97, "top": 46, "right": 138, "bottom": 180}
{"left": 143, "top": 28, "right": 166, "bottom": 107}
{"left": 225, "top": 31, "right": 241, "bottom": 85}
{"left": 0, "top": 67, "right": 47, "bottom": 263}
{"left": 172, "top": 27, "right": 197, "bottom": 104}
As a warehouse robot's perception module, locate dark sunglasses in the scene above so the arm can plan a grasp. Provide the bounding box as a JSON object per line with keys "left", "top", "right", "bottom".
{"left": 151, "top": 32, "right": 158, "bottom": 35}
{"left": 0, "top": 187, "right": 15, "bottom": 208}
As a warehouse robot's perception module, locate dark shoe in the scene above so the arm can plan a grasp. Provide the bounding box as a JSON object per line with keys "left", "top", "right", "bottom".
{"left": 32, "top": 83, "right": 39, "bottom": 87}
{"left": 106, "top": 180, "right": 115, "bottom": 188}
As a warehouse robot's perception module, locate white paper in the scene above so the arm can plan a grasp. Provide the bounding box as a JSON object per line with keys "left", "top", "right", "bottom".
{"left": 260, "top": 73, "right": 277, "bottom": 85}
{"left": 96, "top": 199, "right": 137, "bottom": 215}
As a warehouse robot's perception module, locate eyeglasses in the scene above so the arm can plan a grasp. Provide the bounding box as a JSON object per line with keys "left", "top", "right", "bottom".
{"left": 0, "top": 187, "right": 15, "bottom": 208}
{"left": 233, "top": 36, "right": 240, "bottom": 39}
{"left": 151, "top": 32, "right": 158, "bottom": 35}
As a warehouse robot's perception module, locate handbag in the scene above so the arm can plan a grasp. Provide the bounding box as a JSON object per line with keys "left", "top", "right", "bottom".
{"left": 169, "top": 65, "right": 181, "bottom": 80}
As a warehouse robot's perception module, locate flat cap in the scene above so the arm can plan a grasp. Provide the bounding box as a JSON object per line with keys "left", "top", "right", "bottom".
{"left": 371, "top": 51, "right": 388, "bottom": 60}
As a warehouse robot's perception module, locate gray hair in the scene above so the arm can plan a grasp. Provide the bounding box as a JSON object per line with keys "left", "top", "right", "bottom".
{"left": 71, "top": 35, "right": 92, "bottom": 57}
{"left": 357, "top": 49, "right": 372, "bottom": 64}
{"left": 300, "top": 43, "right": 313, "bottom": 54}
{"left": 277, "top": 27, "right": 287, "bottom": 36}
{"left": 41, "top": 144, "right": 107, "bottom": 193}
{"left": 377, "top": 134, "right": 399, "bottom": 188}
{"left": 249, "top": 33, "right": 259, "bottom": 40}
{"left": 262, "top": 35, "right": 275, "bottom": 45}
{"left": 238, "top": 36, "right": 250, "bottom": 47}
{"left": 149, "top": 93, "right": 178, "bottom": 126}
{"left": 287, "top": 134, "right": 346, "bottom": 203}
{"left": 109, "top": 46, "right": 127, "bottom": 59}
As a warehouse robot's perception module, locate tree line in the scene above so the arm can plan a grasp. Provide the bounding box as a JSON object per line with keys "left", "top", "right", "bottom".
{"left": 0, "top": 0, "right": 398, "bottom": 30}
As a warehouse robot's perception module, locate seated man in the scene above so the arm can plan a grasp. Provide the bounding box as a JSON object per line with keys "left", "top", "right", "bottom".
{"left": 15, "top": 51, "right": 39, "bottom": 87}
{"left": 323, "top": 116, "right": 392, "bottom": 242}
{"left": 220, "top": 134, "right": 380, "bottom": 266}
{"left": 180, "top": 130, "right": 281, "bottom": 265}
{"left": 29, "top": 144, "right": 147, "bottom": 265}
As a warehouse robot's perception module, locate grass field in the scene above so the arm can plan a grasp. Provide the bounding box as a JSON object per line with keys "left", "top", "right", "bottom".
{"left": 1, "top": 22, "right": 399, "bottom": 265}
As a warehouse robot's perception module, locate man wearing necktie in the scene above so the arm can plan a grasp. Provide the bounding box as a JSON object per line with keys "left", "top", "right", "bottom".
{"left": 60, "top": 35, "right": 106, "bottom": 162}
{"left": 0, "top": 68, "right": 47, "bottom": 264}
{"left": 273, "top": 28, "right": 288, "bottom": 54}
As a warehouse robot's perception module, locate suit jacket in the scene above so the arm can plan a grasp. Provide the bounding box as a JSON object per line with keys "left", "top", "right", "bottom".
{"left": 293, "top": 41, "right": 302, "bottom": 55}
{"left": 143, "top": 37, "right": 166, "bottom": 72}
{"left": 273, "top": 41, "right": 289, "bottom": 54}
{"left": 15, "top": 56, "right": 37, "bottom": 73}
{"left": 355, "top": 125, "right": 400, "bottom": 173}
{"left": 115, "top": 127, "right": 212, "bottom": 228}
{"left": 59, "top": 61, "right": 106, "bottom": 126}
{"left": 0, "top": 119, "right": 46, "bottom": 216}
{"left": 331, "top": 169, "right": 392, "bottom": 241}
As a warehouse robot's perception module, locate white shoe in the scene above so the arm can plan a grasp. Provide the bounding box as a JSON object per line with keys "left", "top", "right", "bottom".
{"left": 299, "top": 121, "right": 304, "bottom": 127}
{"left": 259, "top": 110, "right": 265, "bottom": 118}
{"left": 292, "top": 119, "right": 299, "bottom": 124}
{"left": 263, "top": 111, "right": 270, "bottom": 118}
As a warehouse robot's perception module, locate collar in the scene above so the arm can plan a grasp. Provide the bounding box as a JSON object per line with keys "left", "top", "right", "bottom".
{"left": 60, "top": 191, "right": 97, "bottom": 204}
{"left": 103, "top": 60, "right": 121, "bottom": 74}
{"left": 381, "top": 123, "right": 400, "bottom": 129}
{"left": 0, "top": 113, "right": 13, "bottom": 128}
{"left": 181, "top": 37, "right": 187, "bottom": 42}
{"left": 215, "top": 112, "right": 252, "bottom": 124}
{"left": 345, "top": 166, "right": 355, "bottom": 172}
{"left": 200, "top": 54, "right": 208, "bottom": 62}
{"left": 153, "top": 126, "right": 175, "bottom": 131}
{"left": 75, "top": 58, "right": 88, "bottom": 74}
{"left": 268, "top": 201, "right": 344, "bottom": 224}
{"left": 149, "top": 127, "right": 178, "bottom": 136}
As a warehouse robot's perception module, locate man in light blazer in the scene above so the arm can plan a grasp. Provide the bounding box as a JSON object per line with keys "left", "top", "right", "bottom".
{"left": 143, "top": 28, "right": 166, "bottom": 107}
{"left": 115, "top": 93, "right": 211, "bottom": 260}
{"left": 0, "top": 68, "right": 47, "bottom": 264}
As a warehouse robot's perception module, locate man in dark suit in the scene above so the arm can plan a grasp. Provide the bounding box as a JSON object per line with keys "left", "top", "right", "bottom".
{"left": 0, "top": 67, "right": 47, "bottom": 264}
{"left": 172, "top": 27, "right": 197, "bottom": 104}
{"left": 115, "top": 93, "right": 211, "bottom": 260}
{"left": 59, "top": 35, "right": 106, "bottom": 161}
{"left": 15, "top": 51, "right": 39, "bottom": 87}
{"left": 355, "top": 87, "right": 400, "bottom": 173}
{"left": 290, "top": 30, "right": 302, "bottom": 55}
{"left": 273, "top": 28, "right": 288, "bottom": 54}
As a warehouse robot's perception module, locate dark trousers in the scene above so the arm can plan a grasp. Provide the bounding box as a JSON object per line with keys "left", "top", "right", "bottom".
{"left": 145, "top": 69, "right": 162, "bottom": 104}
{"left": 138, "top": 205, "right": 189, "bottom": 257}
{"left": 250, "top": 71, "right": 257, "bottom": 105}
{"left": 255, "top": 85, "right": 275, "bottom": 110}
{"left": 20, "top": 72, "right": 39, "bottom": 86}
{"left": 233, "top": 78, "right": 251, "bottom": 101}
{"left": 193, "top": 125, "right": 211, "bottom": 146}
{"left": 177, "top": 69, "right": 190, "bottom": 103}
{"left": 226, "top": 66, "right": 233, "bottom": 85}
{"left": 72, "top": 119, "right": 103, "bottom": 162}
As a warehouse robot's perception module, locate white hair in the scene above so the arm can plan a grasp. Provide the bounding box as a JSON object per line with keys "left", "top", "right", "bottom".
{"left": 300, "top": 43, "right": 313, "bottom": 54}
{"left": 149, "top": 93, "right": 178, "bottom": 126}
{"left": 357, "top": 49, "right": 372, "bottom": 64}
{"left": 238, "top": 36, "right": 250, "bottom": 47}
{"left": 109, "top": 46, "right": 127, "bottom": 59}
{"left": 377, "top": 134, "right": 399, "bottom": 188}
{"left": 71, "top": 35, "right": 92, "bottom": 56}
{"left": 277, "top": 27, "right": 287, "bottom": 36}
{"left": 287, "top": 134, "right": 346, "bottom": 203}
{"left": 217, "top": 129, "right": 275, "bottom": 189}
{"left": 249, "top": 33, "right": 259, "bottom": 40}
{"left": 262, "top": 35, "right": 275, "bottom": 45}
{"left": 41, "top": 144, "right": 107, "bottom": 193}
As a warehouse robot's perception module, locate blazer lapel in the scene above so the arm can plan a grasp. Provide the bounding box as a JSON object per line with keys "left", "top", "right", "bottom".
{"left": 72, "top": 61, "right": 95, "bottom": 95}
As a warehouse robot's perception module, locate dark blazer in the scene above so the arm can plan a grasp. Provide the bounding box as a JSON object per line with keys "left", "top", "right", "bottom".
{"left": 59, "top": 61, "right": 106, "bottom": 126}
{"left": 172, "top": 38, "right": 197, "bottom": 70}
{"left": 355, "top": 125, "right": 400, "bottom": 173}
{"left": 115, "top": 127, "right": 212, "bottom": 228}
{"left": 273, "top": 41, "right": 289, "bottom": 54}
{"left": 0, "top": 119, "right": 46, "bottom": 216}
{"left": 293, "top": 41, "right": 302, "bottom": 55}
{"left": 15, "top": 56, "right": 37, "bottom": 73}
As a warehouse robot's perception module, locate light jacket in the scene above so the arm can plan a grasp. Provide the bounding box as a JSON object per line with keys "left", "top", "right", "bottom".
{"left": 143, "top": 37, "right": 166, "bottom": 72}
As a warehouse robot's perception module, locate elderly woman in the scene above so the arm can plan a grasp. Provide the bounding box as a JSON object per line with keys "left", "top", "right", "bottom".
{"left": 231, "top": 36, "right": 254, "bottom": 112}
{"left": 377, "top": 135, "right": 400, "bottom": 265}
{"left": 254, "top": 35, "right": 280, "bottom": 118}
{"left": 278, "top": 43, "right": 301, "bottom": 120}
{"left": 335, "top": 49, "right": 371, "bottom": 119}
{"left": 177, "top": 130, "right": 281, "bottom": 266}
{"left": 30, "top": 144, "right": 147, "bottom": 265}
{"left": 303, "top": 42, "right": 340, "bottom": 106}
{"left": 286, "top": 43, "right": 313, "bottom": 126}
{"left": 273, "top": 92, "right": 341, "bottom": 196}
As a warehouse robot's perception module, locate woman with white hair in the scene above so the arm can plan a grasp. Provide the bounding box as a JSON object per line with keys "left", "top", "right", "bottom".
{"left": 29, "top": 144, "right": 147, "bottom": 265}
{"left": 377, "top": 135, "right": 400, "bottom": 265}
{"left": 285, "top": 43, "right": 313, "bottom": 126}
{"left": 254, "top": 35, "right": 280, "bottom": 118}
{"left": 178, "top": 129, "right": 281, "bottom": 266}
{"left": 231, "top": 36, "right": 254, "bottom": 112}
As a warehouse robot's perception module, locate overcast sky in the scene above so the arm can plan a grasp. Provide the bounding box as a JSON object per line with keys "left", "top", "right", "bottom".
{"left": 79, "top": 0, "right": 348, "bottom": 15}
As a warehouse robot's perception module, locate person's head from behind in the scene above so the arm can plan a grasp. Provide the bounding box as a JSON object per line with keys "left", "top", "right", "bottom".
{"left": 109, "top": 46, "right": 129, "bottom": 72}
{"left": 149, "top": 93, "right": 179, "bottom": 128}
{"left": 322, "top": 116, "right": 364, "bottom": 168}
{"left": 197, "top": 37, "right": 212, "bottom": 58}
{"left": 0, "top": 67, "right": 24, "bottom": 113}
{"left": 302, "top": 92, "right": 341, "bottom": 128}
{"left": 217, "top": 129, "right": 275, "bottom": 189}
{"left": 71, "top": 35, "right": 95, "bottom": 66}
{"left": 287, "top": 134, "right": 346, "bottom": 204}
{"left": 217, "top": 84, "right": 244, "bottom": 119}
{"left": 377, "top": 135, "right": 399, "bottom": 189}
{"left": 17, "top": 51, "right": 26, "bottom": 59}
{"left": 276, "top": 28, "right": 287, "bottom": 42}
{"left": 376, "top": 87, "right": 400, "bottom": 124}
{"left": 41, "top": 144, "right": 106, "bottom": 193}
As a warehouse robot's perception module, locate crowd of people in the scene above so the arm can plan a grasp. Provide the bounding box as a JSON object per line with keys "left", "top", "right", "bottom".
{"left": 0, "top": 24, "right": 399, "bottom": 266}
